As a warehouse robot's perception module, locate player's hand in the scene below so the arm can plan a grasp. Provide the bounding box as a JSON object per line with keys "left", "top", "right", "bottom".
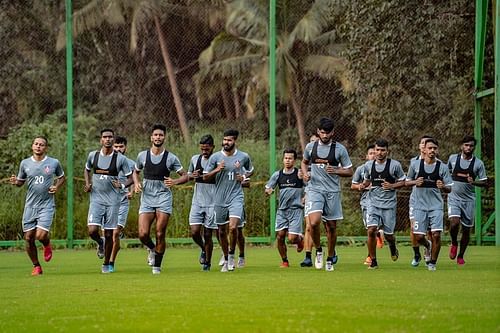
{"left": 302, "top": 171, "right": 311, "bottom": 182}
{"left": 84, "top": 183, "right": 92, "bottom": 192}
{"left": 467, "top": 176, "right": 474, "bottom": 184}
{"left": 134, "top": 183, "right": 142, "bottom": 194}
{"left": 415, "top": 177, "right": 424, "bottom": 187}
{"left": 325, "top": 164, "right": 336, "bottom": 174}
{"left": 236, "top": 173, "right": 245, "bottom": 183}
{"left": 164, "top": 177, "right": 174, "bottom": 188}
{"left": 436, "top": 179, "right": 444, "bottom": 189}
{"left": 191, "top": 169, "right": 201, "bottom": 179}
{"left": 216, "top": 160, "right": 225, "bottom": 172}
{"left": 126, "top": 191, "right": 133, "bottom": 200}
{"left": 112, "top": 180, "right": 122, "bottom": 189}
{"left": 48, "top": 185, "right": 57, "bottom": 194}
{"left": 9, "top": 175, "right": 16, "bottom": 185}
{"left": 358, "top": 183, "right": 365, "bottom": 191}
{"left": 382, "top": 180, "right": 392, "bottom": 190}
{"left": 265, "top": 187, "right": 273, "bottom": 195}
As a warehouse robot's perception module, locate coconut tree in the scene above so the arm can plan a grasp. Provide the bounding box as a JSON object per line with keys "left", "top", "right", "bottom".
{"left": 195, "top": 0, "right": 351, "bottom": 149}
{"left": 57, "top": 0, "right": 227, "bottom": 143}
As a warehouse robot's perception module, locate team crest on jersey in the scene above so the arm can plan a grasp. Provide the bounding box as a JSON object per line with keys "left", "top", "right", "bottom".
{"left": 234, "top": 160, "right": 241, "bottom": 168}
{"left": 44, "top": 166, "right": 51, "bottom": 174}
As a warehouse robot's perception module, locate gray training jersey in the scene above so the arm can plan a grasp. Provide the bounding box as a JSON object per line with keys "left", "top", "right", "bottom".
{"left": 447, "top": 153, "right": 487, "bottom": 202}
{"left": 266, "top": 169, "right": 304, "bottom": 210}
{"left": 118, "top": 156, "right": 136, "bottom": 204}
{"left": 188, "top": 154, "right": 215, "bottom": 208}
{"left": 205, "top": 149, "right": 254, "bottom": 207}
{"left": 352, "top": 164, "right": 370, "bottom": 208}
{"left": 408, "top": 155, "right": 421, "bottom": 209}
{"left": 406, "top": 159, "right": 453, "bottom": 211}
{"left": 85, "top": 150, "right": 132, "bottom": 206}
{"left": 17, "top": 156, "right": 64, "bottom": 208}
{"left": 303, "top": 141, "right": 352, "bottom": 193}
{"left": 363, "top": 159, "right": 405, "bottom": 209}
{"left": 135, "top": 149, "right": 184, "bottom": 206}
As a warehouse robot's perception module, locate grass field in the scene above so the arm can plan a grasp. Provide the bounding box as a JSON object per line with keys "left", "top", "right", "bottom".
{"left": 1, "top": 245, "right": 499, "bottom": 333}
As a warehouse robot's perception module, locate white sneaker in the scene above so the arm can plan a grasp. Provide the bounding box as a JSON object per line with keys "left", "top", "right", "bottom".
{"left": 325, "top": 261, "right": 334, "bottom": 271}
{"left": 424, "top": 240, "right": 432, "bottom": 265}
{"left": 218, "top": 254, "right": 225, "bottom": 266}
{"left": 152, "top": 266, "right": 161, "bottom": 274}
{"left": 228, "top": 254, "right": 235, "bottom": 271}
{"left": 237, "top": 257, "right": 245, "bottom": 268}
{"left": 221, "top": 261, "right": 228, "bottom": 272}
{"left": 315, "top": 252, "right": 323, "bottom": 270}
{"left": 147, "top": 248, "right": 155, "bottom": 266}
{"left": 427, "top": 263, "right": 436, "bottom": 271}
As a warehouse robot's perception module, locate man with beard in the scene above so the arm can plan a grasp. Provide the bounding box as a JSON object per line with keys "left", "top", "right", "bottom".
{"left": 10, "top": 136, "right": 65, "bottom": 275}
{"left": 187, "top": 134, "right": 217, "bottom": 271}
{"left": 405, "top": 138, "right": 452, "bottom": 271}
{"left": 362, "top": 139, "right": 406, "bottom": 269}
{"left": 204, "top": 129, "right": 254, "bottom": 272}
{"left": 301, "top": 117, "right": 353, "bottom": 272}
{"left": 133, "top": 124, "right": 188, "bottom": 274}
{"left": 446, "top": 136, "right": 487, "bottom": 265}
{"left": 84, "top": 129, "right": 133, "bottom": 273}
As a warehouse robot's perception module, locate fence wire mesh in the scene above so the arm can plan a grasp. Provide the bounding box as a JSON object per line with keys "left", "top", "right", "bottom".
{"left": 0, "top": 0, "right": 495, "bottom": 243}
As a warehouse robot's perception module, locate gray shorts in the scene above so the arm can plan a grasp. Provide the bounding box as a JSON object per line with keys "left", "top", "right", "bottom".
{"left": 214, "top": 200, "right": 244, "bottom": 225}
{"left": 275, "top": 208, "right": 303, "bottom": 235}
{"left": 413, "top": 209, "right": 443, "bottom": 233}
{"left": 139, "top": 192, "right": 172, "bottom": 215}
{"left": 448, "top": 198, "right": 474, "bottom": 227}
{"left": 189, "top": 204, "right": 217, "bottom": 229}
{"left": 22, "top": 206, "right": 55, "bottom": 232}
{"left": 361, "top": 205, "right": 369, "bottom": 229}
{"left": 304, "top": 190, "right": 343, "bottom": 220}
{"left": 367, "top": 206, "right": 396, "bottom": 234}
{"left": 88, "top": 202, "right": 119, "bottom": 230}
{"left": 117, "top": 201, "right": 130, "bottom": 228}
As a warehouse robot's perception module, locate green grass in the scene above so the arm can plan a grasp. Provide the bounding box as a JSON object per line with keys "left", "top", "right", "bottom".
{"left": 1, "top": 246, "right": 499, "bottom": 333}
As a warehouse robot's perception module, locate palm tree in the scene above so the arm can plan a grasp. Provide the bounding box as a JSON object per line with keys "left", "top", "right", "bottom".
{"left": 56, "top": 0, "right": 226, "bottom": 143}
{"left": 195, "top": 0, "right": 351, "bottom": 149}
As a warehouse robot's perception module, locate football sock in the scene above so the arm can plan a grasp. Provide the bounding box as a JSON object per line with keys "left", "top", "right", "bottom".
{"left": 154, "top": 251, "right": 164, "bottom": 267}
{"left": 144, "top": 239, "right": 155, "bottom": 250}
{"left": 412, "top": 246, "right": 421, "bottom": 256}
{"left": 282, "top": 257, "right": 288, "bottom": 263}
{"left": 305, "top": 251, "right": 312, "bottom": 259}
{"left": 316, "top": 247, "right": 322, "bottom": 253}
{"left": 228, "top": 249, "right": 235, "bottom": 255}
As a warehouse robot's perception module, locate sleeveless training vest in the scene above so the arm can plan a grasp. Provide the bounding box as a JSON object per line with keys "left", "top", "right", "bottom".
{"left": 416, "top": 159, "right": 441, "bottom": 188}
{"left": 92, "top": 151, "right": 118, "bottom": 176}
{"left": 450, "top": 154, "right": 475, "bottom": 183}
{"left": 144, "top": 150, "right": 170, "bottom": 180}
{"left": 277, "top": 168, "right": 304, "bottom": 189}
{"left": 310, "top": 141, "right": 339, "bottom": 166}
{"left": 194, "top": 155, "right": 215, "bottom": 184}
{"left": 370, "top": 159, "right": 395, "bottom": 187}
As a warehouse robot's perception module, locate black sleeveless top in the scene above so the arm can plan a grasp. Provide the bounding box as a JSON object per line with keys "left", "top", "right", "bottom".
{"left": 416, "top": 159, "right": 442, "bottom": 188}
{"left": 194, "top": 155, "right": 215, "bottom": 184}
{"left": 450, "top": 154, "right": 475, "bottom": 183}
{"left": 310, "top": 141, "right": 339, "bottom": 166}
{"left": 92, "top": 151, "right": 118, "bottom": 176}
{"left": 277, "top": 168, "right": 304, "bottom": 189}
{"left": 144, "top": 150, "right": 170, "bottom": 180}
{"left": 370, "top": 159, "right": 395, "bottom": 187}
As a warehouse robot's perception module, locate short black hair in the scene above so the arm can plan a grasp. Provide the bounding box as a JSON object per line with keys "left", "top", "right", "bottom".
{"left": 461, "top": 135, "right": 477, "bottom": 145}
{"left": 283, "top": 148, "right": 297, "bottom": 159}
{"left": 34, "top": 136, "right": 48, "bottom": 146}
{"left": 424, "top": 138, "right": 439, "bottom": 147}
{"left": 101, "top": 128, "right": 114, "bottom": 136}
{"left": 420, "top": 134, "right": 433, "bottom": 141}
{"left": 318, "top": 117, "right": 334, "bottom": 132}
{"left": 115, "top": 136, "right": 127, "bottom": 145}
{"left": 199, "top": 134, "right": 214, "bottom": 145}
{"left": 366, "top": 144, "right": 375, "bottom": 151}
{"left": 375, "top": 139, "right": 389, "bottom": 148}
{"left": 152, "top": 124, "right": 166, "bottom": 134}
{"left": 223, "top": 129, "right": 239, "bottom": 139}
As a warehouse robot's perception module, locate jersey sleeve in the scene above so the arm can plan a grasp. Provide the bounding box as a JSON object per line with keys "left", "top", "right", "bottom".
{"left": 204, "top": 154, "right": 218, "bottom": 173}
{"left": 303, "top": 142, "right": 313, "bottom": 161}
{"left": 243, "top": 154, "right": 254, "bottom": 174}
{"left": 440, "top": 163, "right": 453, "bottom": 186}
{"left": 406, "top": 161, "right": 417, "bottom": 180}
{"left": 168, "top": 154, "right": 184, "bottom": 173}
{"left": 338, "top": 145, "right": 352, "bottom": 168}
{"left": 85, "top": 151, "right": 95, "bottom": 171}
{"left": 17, "top": 160, "right": 27, "bottom": 181}
{"left": 265, "top": 171, "right": 280, "bottom": 189}
{"left": 352, "top": 165, "right": 363, "bottom": 184}
{"left": 475, "top": 160, "right": 488, "bottom": 181}
{"left": 394, "top": 161, "right": 406, "bottom": 180}
{"left": 363, "top": 161, "right": 372, "bottom": 181}
{"left": 55, "top": 159, "right": 65, "bottom": 178}
{"left": 187, "top": 156, "right": 196, "bottom": 174}
{"left": 118, "top": 155, "right": 132, "bottom": 176}
{"left": 135, "top": 151, "right": 145, "bottom": 171}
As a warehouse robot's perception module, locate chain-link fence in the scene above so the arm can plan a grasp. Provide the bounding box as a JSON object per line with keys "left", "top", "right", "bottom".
{"left": 0, "top": 0, "right": 495, "bottom": 244}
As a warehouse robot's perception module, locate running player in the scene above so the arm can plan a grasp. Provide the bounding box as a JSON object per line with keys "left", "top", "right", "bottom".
{"left": 362, "top": 139, "right": 406, "bottom": 269}
{"left": 405, "top": 138, "right": 452, "bottom": 271}
{"left": 10, "top": 136, "right": 65, "bottom": 275}
{"left": 188, "top": 134, "right": 217, "bottom": 271}
{"left": 204, "top": 129, "right": 254, "bottom": 272}
{"left": 133, "top": 124, "right": 188, "bottom": 274}
{"left": 301, "top": 117, "right": 353, "bottom": 271}
{"left": 84, "top": 129, "right": 133, "bottom": 273}
{"left": 265, "top": 148, "right": 305, "bottom": 267}
{"left": 447, "top": 135, "right": 487, "bottom": 265}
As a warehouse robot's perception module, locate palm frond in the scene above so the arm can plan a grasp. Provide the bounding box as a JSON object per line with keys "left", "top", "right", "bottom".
{"left": 225, "top": 0, "right": 268, "bottom": 40}
{"left": 303, "top": 54, "right": 353, "bottom": 91}
{"left": 288, "top": 0, "right": 338, "bottom": 44}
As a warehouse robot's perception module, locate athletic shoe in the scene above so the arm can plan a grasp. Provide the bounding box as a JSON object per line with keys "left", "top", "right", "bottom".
{"left": 315, "top": 252, "right": 323, "bottom": 270}
{"left": 390, "top": 248, "right": 399, "bottom": 261}
{"left": 147, "top": 248, "right": 155, "bottom": 266}
{"left": 152, "top": 266, "right": 161, "bottom": 274}
{"left": 31, "top": 266, "right": 43, "bottom": 276}
{"left": 449, "top": 245, "right": 458, "bottom": 260}
{"left": 376, "top": 231, "right": 384, "bottom": 248}
{"left": 101, "top": 264, "right": 111, "bottom": 274}
{"left": 220, "top": 261, "right": 229, "bottom": 272}
{"left": 457, "top": 257, "right": 465, "bottom": 265}
{"left": 300, "top": 257, "right": 313, "bottom": 267}
{"left": 411, "top": 255, "right": 421, "bottom": 267}
{"left": 199, "top": 251, "right": 206, "bottom": 265}
{"left": 427, "top": 263, "right": 436, "bottom": 271}
{"left": 97, "top": 239, "right": 105, "bottom": 259}
{"left": 325, "top": 261, "right": 334, "bottom": 271}
{"left": 280, "top": 261, "right": 289, "bottom": 268}
{"left": 43, "top": 244, "right": 52, "bottom": 262}
{"left": 218, "top": 254, "right": 225, "bottom": 266}
{"left": 228, "top": 254, "right": 235, "bottom": 271}
{"left": 202, "top": 263, "right": 211, "bottom": 271}
{"left": 108, "top": 264, "right": 115, "bottom": 273}
{"left": 296, "top": 237, "right": 304, "bottom": 253}
{"left": 368, "top": 261, "right": 378, "bottom": 270}
{"left": 237, "top": 257, "right": 245, "bottom": 268}
{"left": 332, "top": 253, "right": 338, "bottom": 265}
{"left": 364, "top": 256, "right": 372, "bottom": 265}
{"left": 424, "top": 240, "right": 432, "bottom": 265}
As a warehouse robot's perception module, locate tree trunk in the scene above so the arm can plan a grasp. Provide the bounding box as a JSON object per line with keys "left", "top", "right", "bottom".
{"left": 221, "top": 85, "right": 233, "bottom": 120}
{"left": 232, "top": 87, "right": 241, "bottom": 119}
{"left": 154, "top": 16, "right": 190, "bottom": 144}
{"left": 290, "top": 84, "right": 307, "bottom": 152}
